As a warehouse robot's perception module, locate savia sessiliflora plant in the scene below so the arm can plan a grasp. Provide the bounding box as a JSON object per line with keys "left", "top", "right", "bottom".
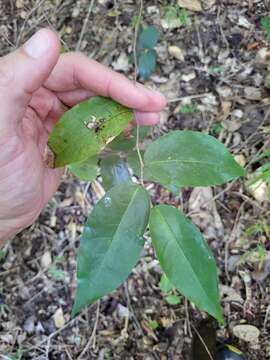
{"left": 47, "top": 96, "right": 245, "bottom": 322}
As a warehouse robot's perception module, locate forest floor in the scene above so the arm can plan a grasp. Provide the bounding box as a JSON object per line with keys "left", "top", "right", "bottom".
{"left": 0, "top": 0, "right": 270, "bottom": 359}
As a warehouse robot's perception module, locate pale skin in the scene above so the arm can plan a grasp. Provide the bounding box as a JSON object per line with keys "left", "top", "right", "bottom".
{"left": 0, "top": 29, "right": 166, "bottom": 247}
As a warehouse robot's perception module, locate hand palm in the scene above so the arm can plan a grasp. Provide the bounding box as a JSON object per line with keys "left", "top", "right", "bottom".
{"left": 2, "top": 87, "right": 64, "bottom": 232}
{"left": 0, "top": 31, "right": 165, "bottom": 244}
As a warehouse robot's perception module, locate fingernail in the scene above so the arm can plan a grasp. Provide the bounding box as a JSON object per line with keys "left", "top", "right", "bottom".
{"left": 24, "top": 30, "right": 52, "bottom": 59}
{"left": 136, "top": 83, "right": 166, "bottom": 102}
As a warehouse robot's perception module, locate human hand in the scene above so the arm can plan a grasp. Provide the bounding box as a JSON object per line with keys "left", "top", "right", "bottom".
{"left": 0, "top": 29, "right": 166, "bottom": 247}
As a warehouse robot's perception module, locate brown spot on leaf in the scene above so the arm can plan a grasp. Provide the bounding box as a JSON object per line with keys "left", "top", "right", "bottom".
{"left": 44, "top": 145, "right": 55, "bottom": 168}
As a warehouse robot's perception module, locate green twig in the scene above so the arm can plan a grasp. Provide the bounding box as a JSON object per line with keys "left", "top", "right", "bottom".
{"left": 134, "top": 0, "right": 144, "bottom": 186}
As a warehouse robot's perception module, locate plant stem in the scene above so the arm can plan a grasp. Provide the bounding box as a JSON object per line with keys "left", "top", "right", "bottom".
{"left": 134, "top": 0, "right": 144, "bottom": 186}
{"left": 76, "top": 0, "right": 95, "bottom": 52}
{"left": 136, "top": 121, "right": 144, "bottom": 184}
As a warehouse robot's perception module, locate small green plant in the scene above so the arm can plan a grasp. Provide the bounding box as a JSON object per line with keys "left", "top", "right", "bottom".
{"left": 239, "top": 244, "right": 267, "bottom": 265}
{"left": 248, "top": 149, "right": 270, "bottom": 200}
{"left": 47, "top": 256, "right": 66, "bottom": 281}
{"left": 48, "top": 265, "right": 66, "bottom": 281}
{"left": 211, "top": 122, "right": 224, "bottom": 136}
{"left": 245, "top": 219, "right": 269, "bottom": 239}
{"left": 136, "top": 26, "right": 159, "bottom": 80}
{"left": 162, "top": 5, "right": 192, "bottom": 30}
{"left": 47, "top": 95, "right": 245, "bottom": 322}
{"left": 208, "top": 65, "right": 224, "bottom": 74}
{"left": 178, "top": 8, "right": 192, "bottom": 30}
{"left": 0, "top": 249, "right": 5, "bottom": 262}
{"left": 159, "top": 273, "right": 181, "bottom": 305}
{"left": 261, "top": 16, "right": 270, "bottom": 41}
{"left": 4, "top": 348, "right": 24, "bottom": 360}
{"left": 147, "top": 320, "right": 159, "bottom": 330}
{"left": 179, "top": 102, "right": 198, "bottom": 114}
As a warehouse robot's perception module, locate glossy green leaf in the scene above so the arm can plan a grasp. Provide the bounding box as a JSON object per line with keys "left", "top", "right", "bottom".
{"left": 159, "top": 273, "right": 173, "bottom": 293}
{"left": 144, "top": 130, "right": 245, "bottom": 187}
{"left": 109, "top": 126, "right": 150, "bottom": 152}
{"left": 137, "top": 26, "right": 159, "bottom": 50}
{"left": 147, "top": 320, "right": 159, "bottom": 330}
{"left": 69, "top": 156, "right": 97, "bottom": 182}
{"left": 127, "top": 150, "right": 145, "bottom": 176}
{"left": 149, "top": 205, "right": 223, "bottom": 322}
{"left": 72, "top": 184, "right": 150, "bottom": 315}
{"left": 48, "top": 96, "right": 133, "bottom": 167}
{"left": 138, "top": 49, "right": 157, "bottom": 80}
{"left": 109, "top": 133, "right": 135, "bottom": 151}
{"left": 165, "top": 294, "right": 181, "bottom": 305}
{"left": 127, "top": 151, "right": 181, "bottom": 194}
{"left": 100, "top": 154, "right": 131, "bottom": 191}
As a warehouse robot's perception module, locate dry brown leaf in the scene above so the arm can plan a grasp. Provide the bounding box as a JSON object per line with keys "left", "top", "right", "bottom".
{"left": 189, "top": 187, "right": 224, "bottom": 239}
{"left": 168, "top": 46, "right": 185, "bottom": 61}
{"left": 92, "top": 180, "right": 106, "bottom": 199}
{"left": 220, "top": 285, "right": 244, "bottom": 304}
{"left": 178, "top": 0, "right": 202, "bottom": 12}
{"left": 233, "top": 324, "right": 260, "bottom": 343}
{"left": 53, "top": 308, "right": 65, "bottom": 329}
{"left": 234, "top": 154, "right": 246, "bottom": 167}
{"left": 248, "top": 180, "right": 268, "bottom": 202}
{"left": 40, "top": 251, "right": 52, "bottom": 268}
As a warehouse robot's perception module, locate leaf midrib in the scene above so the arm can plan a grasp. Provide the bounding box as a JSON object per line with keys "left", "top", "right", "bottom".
{"left": 147, "top": 159, "right": 218, "bottom": 166}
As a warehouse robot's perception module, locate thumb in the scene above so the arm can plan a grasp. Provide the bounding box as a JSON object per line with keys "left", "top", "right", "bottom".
{"left": 0, "top": 29, "right": 60, "bottom": 132}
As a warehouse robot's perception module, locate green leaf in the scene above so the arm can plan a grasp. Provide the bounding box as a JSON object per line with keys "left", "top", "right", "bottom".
{"left": 162, "top": 6, "right": 183, "bottom": 29}
{"left": 109, "top": 126, "right": 150, "bottom": 152}
{"left": 149, "top": 205, "right": 223, "bottom": 322}
{"left": 165, "top": 294, "right": 181, "bottom": 305}
{"left": 144, "top": 130, "right": 245, "bottom": 187}
{"left": 48, "top": 265, "right": 66, "bottom": 281}
{"left": 147, "top": 320, "right": 159, "bottom": 330}
{"left": 137, "top": 26, "right": 159, "bottom": 50}
{"left": 73, "top": 184, "right": 150, "bottom": 315}
{"left": 0, "top": 249, "right": 5, "bottom": 261}
{"left": 261, "top": 17, "right": 270, "bottom": 41}
{"left": 162, "top": 6, "right": 192, "bottom": 31}
{"left": 138, "top": 49, "right": 157, "bottom": 80}
{"left": 159, "top": 273, "right": 173, "bottom": 293}
{"left": 48, "top": 96, "right": 133, "bottom": 167}
{"left": 109, "top": 133, "right": 135, "bottom": 151}
{"left": 100, "top": 154, "right": 131, "bottom": 191}
{"left": 127, "top": 151, "right": 181, "bottom": 194}
{"left": 69, "top": 156, "right": 98, "bottom": 182}
{"left": 127, "top": 150, "right": 145, "bottom": 176}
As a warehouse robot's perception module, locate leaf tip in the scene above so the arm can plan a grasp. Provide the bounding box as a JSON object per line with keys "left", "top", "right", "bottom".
{"left": 71, "top": 301, "right": 80, "bottom": 318}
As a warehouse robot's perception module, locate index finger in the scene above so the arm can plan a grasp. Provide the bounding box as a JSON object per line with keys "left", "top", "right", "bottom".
{"left": 45, "top": 52, "right": 166, "bottom": 112}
